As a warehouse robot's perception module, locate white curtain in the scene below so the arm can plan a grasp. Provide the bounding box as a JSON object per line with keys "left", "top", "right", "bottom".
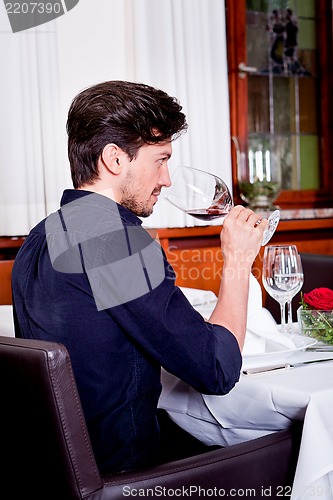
{"left": 0, "top": 0, "right": 231, "bottom": 235}
{"left": 128, "top": 0, "right": 232, "bottom": 228}
{"left": 0, "top": 23, "right": 67, "bottom": 236}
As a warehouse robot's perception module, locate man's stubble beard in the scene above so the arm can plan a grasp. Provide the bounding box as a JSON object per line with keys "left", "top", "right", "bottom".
{"left": 119, "top": 173, "right": 154, "bottom": 218}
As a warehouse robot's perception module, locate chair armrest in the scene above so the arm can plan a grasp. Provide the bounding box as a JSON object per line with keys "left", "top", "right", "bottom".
{"left": 93, "top": 425, "right": 301, "bottom": 500}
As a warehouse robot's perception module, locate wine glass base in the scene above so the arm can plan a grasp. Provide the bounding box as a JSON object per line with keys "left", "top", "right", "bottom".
{"left": 261, "top": 210, "right": 280, "bottom": 246}
{"left": 277, "top": 324, "right": 289, "bottom": 334}
{"left": 285, "top": 320, "right": 299, "bottom": 334}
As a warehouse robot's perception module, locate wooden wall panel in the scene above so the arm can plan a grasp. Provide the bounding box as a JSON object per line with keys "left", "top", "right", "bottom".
{"left": 0, "top": 260, "right": 14, "bottom": 305}
{"left": 152, "top": 217, "right": 333, "bottom": 303}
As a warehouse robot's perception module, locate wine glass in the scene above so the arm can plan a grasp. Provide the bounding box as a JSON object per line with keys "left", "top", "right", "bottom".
{"left": 286, "top": 251, "right": 304, "bottom": 332}
{"left": 262, "top": 245, "right": 304, "bottom": 333}
{"left": 164, "top": 165, "right": 280, "bottom": 246}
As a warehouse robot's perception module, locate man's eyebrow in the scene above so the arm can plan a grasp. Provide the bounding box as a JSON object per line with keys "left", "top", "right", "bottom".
{"left": 157, "top": 151, "right": 172, "bottom": 158}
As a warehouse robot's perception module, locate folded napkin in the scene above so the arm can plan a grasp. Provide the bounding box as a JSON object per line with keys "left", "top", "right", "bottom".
{"left": 180, "top": 276, "right": 295, "bottom": 355}
{"left": 0, "top": 305, "right": 15, "bottom": 337}
{"left": 243, "top": 274, "right": 295, "bottom": 355}
{"left": 179, "top": 287, "right": 218, "bottom": 306}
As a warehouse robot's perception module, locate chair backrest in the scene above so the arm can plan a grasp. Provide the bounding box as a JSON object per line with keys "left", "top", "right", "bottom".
{"left": 0, "top": 335, "right": 103, "bottom": 499}
{"left": 264, "top": 252, "right": 333, "bottom": 323}
{"left": 0, "top": 259, "right": 14, "bottom": 304}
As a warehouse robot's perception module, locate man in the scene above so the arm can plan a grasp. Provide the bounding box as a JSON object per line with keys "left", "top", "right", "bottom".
{"left": 12, "top": 80, "right": 268, "bottom": 473}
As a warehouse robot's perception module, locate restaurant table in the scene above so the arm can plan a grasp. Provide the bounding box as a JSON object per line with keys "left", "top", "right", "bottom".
{"left": 159, "top": 349, "right": 333, "bottom": 500}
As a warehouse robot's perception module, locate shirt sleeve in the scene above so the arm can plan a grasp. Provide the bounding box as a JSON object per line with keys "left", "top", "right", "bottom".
{"left": 91, "top": 229, "right": 242, "bottom": 396}
{"left": 118, "top": 281, "right": 242, "bottom": 395}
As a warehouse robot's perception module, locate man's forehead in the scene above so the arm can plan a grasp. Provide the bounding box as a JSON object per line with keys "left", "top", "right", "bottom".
{"left": 141, "top": 141, "right": 172, "bottom": 155}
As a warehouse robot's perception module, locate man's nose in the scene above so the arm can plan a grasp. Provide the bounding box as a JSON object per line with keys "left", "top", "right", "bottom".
{"left": 159, "top": 164, "right": 172, "bottom": 188}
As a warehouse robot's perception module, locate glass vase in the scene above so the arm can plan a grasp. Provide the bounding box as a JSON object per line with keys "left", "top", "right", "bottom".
{"left": 232, "top": 135, "right": 281, "bottom": 211}
{"left": 297, "top": 306, "right": 333, "bottom": 345}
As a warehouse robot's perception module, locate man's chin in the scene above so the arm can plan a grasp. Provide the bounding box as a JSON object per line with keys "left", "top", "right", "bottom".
{"left": 120, "top": 197, "right": 154, "bottom": 218}
{"left": 140, "top": 199, "right": 157, "bottom": 218}
{"left": 132, "top": 204, "right": 154, "bottom": 218}
{"left": 140, "top": 207, "right": 154, "bottom": 218}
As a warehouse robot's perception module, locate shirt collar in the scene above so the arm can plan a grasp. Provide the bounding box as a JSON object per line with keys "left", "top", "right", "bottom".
{"left": 60, "top": 189, "right": 143, "bottom": 227}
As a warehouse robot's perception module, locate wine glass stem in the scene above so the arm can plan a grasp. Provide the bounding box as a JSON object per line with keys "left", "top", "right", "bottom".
{"left": 286, "top": 299, "right": 296, "bottom": 333}
{"left": 279, "top": 302, "right": 287, "bottom": 333}
{"left": 287, "top": 300, "right": 292, "bottom": 325}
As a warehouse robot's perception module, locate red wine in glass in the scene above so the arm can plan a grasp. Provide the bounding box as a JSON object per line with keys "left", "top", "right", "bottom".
{"left": 165, "top": 166, "right": 279, "bottom": 245}
{"left": 185, "top": 209, "right": 230, "bottom": 221}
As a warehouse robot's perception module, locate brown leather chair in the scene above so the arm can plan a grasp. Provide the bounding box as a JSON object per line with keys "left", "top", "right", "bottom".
{"left": 0, "top": 335, "right": 302, "bottom": 499}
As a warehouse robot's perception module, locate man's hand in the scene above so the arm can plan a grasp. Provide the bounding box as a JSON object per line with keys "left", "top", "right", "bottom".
{"left": 208, "top": 206, "right": 269, "bottom": 350}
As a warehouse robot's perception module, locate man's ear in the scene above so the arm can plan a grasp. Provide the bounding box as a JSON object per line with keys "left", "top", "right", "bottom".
{"left": 101, "top": 144, "right": 122, "bottom": 175}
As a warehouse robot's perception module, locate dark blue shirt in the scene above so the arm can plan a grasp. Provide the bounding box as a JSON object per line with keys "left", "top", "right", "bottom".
{"left": 12, "top": 189, "right": 241, "bottom": 473}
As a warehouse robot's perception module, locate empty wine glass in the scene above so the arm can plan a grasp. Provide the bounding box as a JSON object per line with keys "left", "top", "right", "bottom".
{"left": 164, "top": 165, "right": 280, "bottom": 246}
{"left": 262, "top": 245, "right": 304, "bottom": 333}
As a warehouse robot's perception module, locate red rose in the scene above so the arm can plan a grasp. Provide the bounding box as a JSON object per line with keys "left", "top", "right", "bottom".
{"left": 303, "top": 287, "right": 333, "bottom": 310}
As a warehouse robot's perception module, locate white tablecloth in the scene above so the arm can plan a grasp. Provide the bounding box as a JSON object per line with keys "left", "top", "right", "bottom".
{"left": 0, "top": 305, "right": 14, "bottom": 337}
{"left": 159, "top": 351, "right": 333, "bottom": 500}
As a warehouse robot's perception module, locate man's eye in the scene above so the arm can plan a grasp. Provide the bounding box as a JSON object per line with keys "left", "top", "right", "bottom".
{"left": 159, "top": 157, "right": 168, "bottom": 164}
